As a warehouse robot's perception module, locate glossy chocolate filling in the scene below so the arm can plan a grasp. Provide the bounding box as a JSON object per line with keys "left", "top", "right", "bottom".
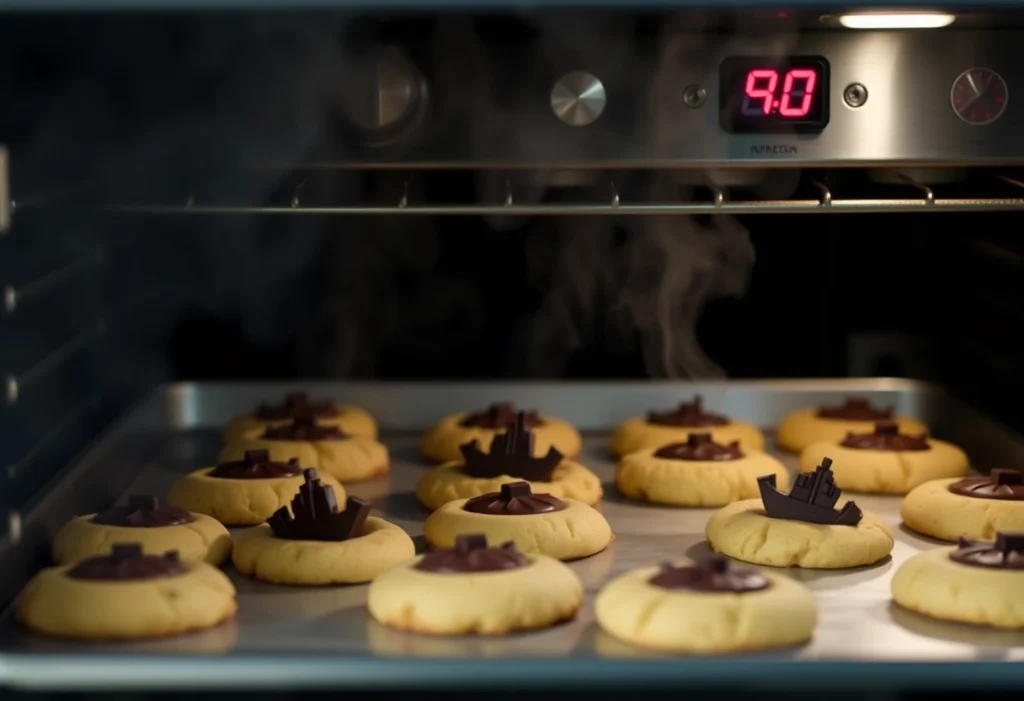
{"left": 92, "top": 495, "right": 194, "bottom": 527}
{"left": 949, "top": 469, "right": 1024, "bottom": 501}
{"left": 209, "top": 450, "right": 303, "bottom": 479}
{"left": 646, "top": 395, "right": 729, "bottom": 427}
{"left": 415, "top": 534, "right": 529, "bottom": 573}
{"left": 67, "top": 544, "right": 187, "bottom": 581}
{"left": 463, "top": 481, "right": 566, "bottom": 515}
{"left": 950, "top": 533, "right": 1024, "bottom": 569}
{"left": 653, "top": 433, "right": 743, "bottom": 461}
{"left": 817, "top": 398, "right": 894, "bottom": 421}
{"left": 460, "top": 402, "right": 542, "bottom": 429}
{"left": 839, "top": 421, "right": 930, "bottom": 451}
{"left": 262, "top": 416, "right": 346, "bottom": 441}
{"left": 649, "top": 556, "right": 771, "bottom": 593}
{"left": 255, "top": 391, "right": 340, "bottom": 420}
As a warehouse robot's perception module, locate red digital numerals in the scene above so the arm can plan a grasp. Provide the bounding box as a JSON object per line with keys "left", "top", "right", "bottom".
{"left": 741, "top": 68, "right": 817, "bottom": 118}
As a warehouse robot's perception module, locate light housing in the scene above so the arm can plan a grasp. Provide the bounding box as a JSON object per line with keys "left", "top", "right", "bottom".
{"left": 837, "top": 11, "right": 956, "bottom": 29}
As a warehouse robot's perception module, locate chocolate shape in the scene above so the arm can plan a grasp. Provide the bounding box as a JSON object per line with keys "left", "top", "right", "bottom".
{"left": 649, "top": 556, "right": 771, "bottom": 593}
{"left": 949, "top": 469, "right": 1024, "bottom": 501}
{"left": 256, "top": 392, "right": 339, "bottom": 420}
{"left": 263, "top": 416, "right": 346, "bottom": 441}
{"left": 653, "top": 433, "right": 743, "bottom": 461}
{"left": 463, "top": 481, "right": 566, "bottom": 515}
{"left": 67, "top": 543, "right": 187, "bottom": 581}
{"left": 758, "top": 457, "right": 862, "bottom": 526}
{"left": 460, "top": 402, "right": 543, "bottom": 429}
{"left": 950, "top": 532, "right": 1024, "bottom": 569}
{"left": 415, "top": 533, "right": 529, "bottom": 573}
{"left": 817, "top": 397, "right": 894, "bottom": 421}
{"left": 210, "top": 450, "right": 303, "bottom": 479}
{"left": 460, "top": 412, "right": 563, "bottom": 482}
{"left": 267, "top": 468, "right": 371, "bottom": 541}
{"left": 839, "top": 421, "right": 930, "bottom": 451}
{"left": 92, "top": 494, "right": 195, "bottom": 527}
{"left": 647, "top": 395, "right": 730, "bottom": 427}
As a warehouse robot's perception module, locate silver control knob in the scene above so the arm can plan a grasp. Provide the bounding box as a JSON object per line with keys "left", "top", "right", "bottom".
{"left": 551, "top": 71, "right": 606, "bottom": 127}
{"left": 336, "top": 48, "right": 428, "bottom": 144}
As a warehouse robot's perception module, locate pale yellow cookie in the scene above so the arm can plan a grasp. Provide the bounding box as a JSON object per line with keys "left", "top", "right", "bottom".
{"left": 224, "top": 403, "right": 377, "bottom": 443}
{"left": 232, "top": 517, "right": 415, "bottom": 585}
{"left": 799, "top": 441, "right": 968, "bottom": 495}
{"left": 616, "top": 448, "right": 789, "bottom": 507}
{"left": 424, "top": 498, "right": 611, "bottom": 560}
{"left": 610, "top": 418, "right": 764, "bottom": 458}
{"left": 420, "top": 413, "right": 581, "bottom": 464}
{"left": 891, "top": 546, "right": 1024, "bottom": 628}
{"left": 416, "top": 461, "right": 602, "bottom": 512}
{"left": 17, "top": 560, "right": 236, "bottom": 640}
{"left": 595, "top": 564, "right": 817, "bottom": 653}
{"left": 901, "top": 478, "right": 1024, "bottom": 541}
{"left": 705, "top": 498, "right": 894, "bottom": 568}
{"left": 368, "top": 554, "right": 582, "bottom": 635}
{"left": 777, "top": 408, "right": 926, "bottom": 453}
{"left": 218, "top": 434, "right": 388, "bottom": 483}
{"left": 167, "top": 468, "right": 346, "bottom": 526}
{"left": 52, "top": 513, "right": 232, "bottom": 566}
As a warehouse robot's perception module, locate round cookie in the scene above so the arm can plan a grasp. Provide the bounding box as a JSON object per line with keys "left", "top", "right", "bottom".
{"left": 706, "top": 459, "right": 894, "bottom": 568}
{"left": 168, "top": 450, "right": 346, "bottom": 526}
{"left": 891, "top": 534, "right": 1024, "bottom": 628}
{"left": 368, "top": 534, "right": 583, "bottom": 635}
{"left": 616, "top": 433, "right": 789, "bottom": 507}
{"left": 595, "top": 556, "right": 817, "bottom": 653}
{"left": 420, "top": 402, "right": 581, "bottom": 464}
{"left": 777, "top": 397, "right": 927, "bottom": 453}
{"left": 223, "top": 391, "right": 377, "bottom": 442}
{"left": 901, "top": 471, "right": 1024, "bottom": 541}
{"left": 53, "top": 495, "right": 232, "bottom": 566}
{"left": 799, "top": 421, "right": 968, "bottom": 494}
{"left": 424, "top": 482, "right": 612, "bottom": 560}
{"left": 219, "top": 416, "right": 388, "bottom": 483}
{"left": 18, "top": 544, "right": 236, "bottom": 640}
{"left": 232, "top": 469, "right": 415, "bottom": 585}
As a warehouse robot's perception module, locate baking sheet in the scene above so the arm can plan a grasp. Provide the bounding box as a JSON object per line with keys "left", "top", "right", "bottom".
{"left": 2, "top": 379, "right": 1024, "bottom": 690}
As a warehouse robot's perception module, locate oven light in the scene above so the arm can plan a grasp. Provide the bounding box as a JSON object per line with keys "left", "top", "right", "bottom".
{"left": 837, "top": 12, "right": 955, "bottom": 29}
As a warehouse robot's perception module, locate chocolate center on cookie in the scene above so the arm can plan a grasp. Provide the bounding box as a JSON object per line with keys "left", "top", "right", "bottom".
{"left": 758, "top": 457, "right": 862, "bottom": 526}
{"left": 949, "top": 469, "right": 1024, "bottom": 501}
{"left": 839, "top": 421, "right": 930, "bottom": 451}
{"left": 950, "top": 532, "right": 1024, "bottom": 569}
{"left": 268, "top": 468, "right": 371, "bottom": 541}
{"left": 649, "top": 556, "right": 771, "bottom": 593}
{"left": 416, "top": 534, "right": 529, "bottom": 573}
{"left": 460, "top": 411, "right": 563, "bottom": 482}
{"left": 255, "top": 392, "right": 340, "bottom": 421}
{"left": 463, "top": 481, "right": 566, "bottom": 515}
{"left": 817, "top": 397, "right": 894, "bottom": 421}
{"left": 67, "top": 543, "right": 188, "bottom": 581}
{"left": 654, "top": 433, "right": 744, "bottom": 461}
{"left": 209, "top": 450, "right": 304, "bottom": 479}
{"left": 646, "top": 395, "right": 729, "bottom": 427}
{"left": 262, "top": 417, "right": 346, "bottom": 441}
{"left": 460, "top": 402, "right": 543, "bottom": 429}
{"left": 92, "top": 494, "right": 195, "bottom": 527}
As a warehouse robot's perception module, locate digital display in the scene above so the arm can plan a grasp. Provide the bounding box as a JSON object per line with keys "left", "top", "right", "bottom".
{"left": 719, "top": 56, "right": 830, "bottom": 133}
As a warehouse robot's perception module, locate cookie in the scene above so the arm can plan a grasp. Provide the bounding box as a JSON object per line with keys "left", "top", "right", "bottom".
{"left": 167, "top": 450, "right": 346, "bottom": 526}
{"left": 367, "top": 534, "right": 583, "bottom": 635}
{"left": 420, "top": 402, "right": 581, "bottom": 463}
{"left": 424, "top": 481, "right": 612, "bottom": 560}
{"left": 595, "top": 556, "right": 817, "bottom": 653}
{"left": 615, "top": 433, "right": 789, "bottom": 507}
{"left": 901, "top": 471, "right": 1024, "bottom": 541}
{"left": 17, "top": 544, "right": 236, "bottom": 640}
{"left": 223, "top": 391, "right": 378, "bottom": 442}
{"left": 705, "top": 458, "right": 894, "bottom": 568}
{"left": 799, "top": 421, "right": 969, "bottom": 494}
{"left": 416, "top": 412, "right": 601, "bottom": 511}
{"left": 53, "top": 495, "right": 232, "bottom": 566}
{"left": 777, "top": 397, "right": 927, "bottom": 453}
{"left": 891, "top": 534, "right": 1024, "bottom": 628}
{"left": 232, "top": 469, "right": 415, "bottom": 585}
{"left": 219, "top": 416, "right": 388, "bottom": 483}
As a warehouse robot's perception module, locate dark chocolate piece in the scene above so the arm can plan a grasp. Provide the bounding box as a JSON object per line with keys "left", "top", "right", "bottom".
{"left": 209, "top": 449, "right": 304, "bottom": 479}
{"left": 817, "top": 397, "right": 894, "bottom": 421}
{"left": 255, "top": 391, "right": 340, "bottom": 421}
{"left": 649, "top": 556, "right": 771, "bottom": 593}
{"left": 268, "top": 469, "right": 371, "bottom": 541}
{"left": 653, "top": 433, "right": 744, "bottom": 461}
{"left": 839, "top": 421, "right": 930, "bottom": 451}
{"left": 92, "top": 495, "right": 195, "bottom": 527}
{"left": 415, "top": 533, "right": 529, "bottom": 573}
{"left": 262, "top": 416, "right": 346, "bottom": 441}
{"left": 646, "top": 395, "right": 729, "bottom": 427}
{"left": 460, "top": 402, "right": 543, "bottom": 429}
{"left": 758, "top": 457, "right": 862, "bottom": 526}
{"left": 463, "top": 481, "right": 566, "bottom": 515}
{"left": 66, "top": 543, "right": 187, "bottom": 581}
{"left": 460, "top": 412, "right": 563, "bottom": 482}
{"left": 949, "top": 470, "right": 1024, "bottom": 501}
{"left": 950, "top": 532, "right": 1024, "bottom": 569}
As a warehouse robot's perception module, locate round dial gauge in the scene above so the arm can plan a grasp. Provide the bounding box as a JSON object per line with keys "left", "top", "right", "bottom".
{"left": 951, "top": 68, "right": 1008, "bottom": 125}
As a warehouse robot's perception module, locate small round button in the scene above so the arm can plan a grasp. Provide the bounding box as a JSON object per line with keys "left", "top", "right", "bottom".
{"left": 551, "top": 71, "right": 607, "bottom": 126}
{"left": 843, "top": 83, "right": 868, "bottom": 108}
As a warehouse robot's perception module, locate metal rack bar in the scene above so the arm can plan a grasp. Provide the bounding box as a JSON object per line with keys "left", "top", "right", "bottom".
{"left": 4, "top": 319, "right": 106, "bottom": 404}
{"left": 2, "top": 249, "right": 103, "bottom": 316}
{"left": 4, "top": 393, "right": 99, "bottom": 480}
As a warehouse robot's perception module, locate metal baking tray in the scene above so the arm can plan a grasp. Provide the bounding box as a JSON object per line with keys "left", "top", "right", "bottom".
{"left": 2, "top": 379, "right": 1024, "bottom": 691}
